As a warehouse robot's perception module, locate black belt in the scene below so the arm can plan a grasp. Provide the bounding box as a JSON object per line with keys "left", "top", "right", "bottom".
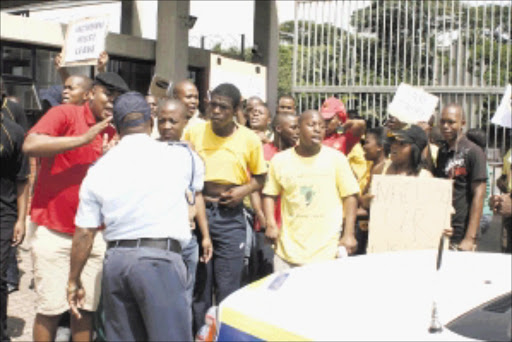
{"left": 107, "top": 238, "right": 181, "bottom": 253}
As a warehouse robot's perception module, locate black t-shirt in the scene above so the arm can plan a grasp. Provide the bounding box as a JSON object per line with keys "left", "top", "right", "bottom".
{"left": 1, "top": 97, "right": 28, "bottom": 132}
{"left": 434, "top": 136, "right": 487, "bottom": 243}
{"left": 0, "top": 115, "right": 29, "bottom": 228}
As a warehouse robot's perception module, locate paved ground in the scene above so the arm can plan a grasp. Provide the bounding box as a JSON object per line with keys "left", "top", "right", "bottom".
{"left": 6, "top": 238, "right": 36, "bottom": 342}
{"left": 5, "top": 216, "right": 505, "bottom": 341}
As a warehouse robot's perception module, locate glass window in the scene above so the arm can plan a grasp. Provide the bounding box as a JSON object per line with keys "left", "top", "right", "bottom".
{"left": 1, "top": 46, "right": 33, "bottom": 78}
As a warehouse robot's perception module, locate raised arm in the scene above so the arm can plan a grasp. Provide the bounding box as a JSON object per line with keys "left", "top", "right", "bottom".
{"left": 23, "top": 116, "right": 113, "bottom": 157}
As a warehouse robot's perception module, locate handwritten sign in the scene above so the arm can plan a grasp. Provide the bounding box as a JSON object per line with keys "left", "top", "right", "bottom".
{"left": 491, "top": 84, "right": 512, "bottom": 129}
{"left": 387, "top": 83, "right": 439, "bottom": 124}
{"left": 148, "top": 75, "right": 172, "bottom": 98}
{"left": 209, "top": 53, "right": 267, "bottom": 101}
{"left": 62, "top": 16, "right": 109, "bottom": 67}
{"left": 367, "top": 175, "right": 453, "bottom": 254}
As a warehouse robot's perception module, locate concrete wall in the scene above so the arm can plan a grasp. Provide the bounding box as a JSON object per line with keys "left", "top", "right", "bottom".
{"left": 0, "top": 12, "right": 155, "bottom": 61}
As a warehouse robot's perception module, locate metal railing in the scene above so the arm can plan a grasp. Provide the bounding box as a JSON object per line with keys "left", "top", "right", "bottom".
{"left": 292, "top": 0, "right": 511, "bottom": 157}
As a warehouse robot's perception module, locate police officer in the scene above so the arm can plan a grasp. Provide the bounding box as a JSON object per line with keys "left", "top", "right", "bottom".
{"left": 67, "top": 92, "right": 204, "bottom": 341}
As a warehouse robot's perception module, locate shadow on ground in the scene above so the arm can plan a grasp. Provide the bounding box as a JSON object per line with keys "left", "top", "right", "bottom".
{"left": 7, "top": 317, "right": 25, "bottom": 338}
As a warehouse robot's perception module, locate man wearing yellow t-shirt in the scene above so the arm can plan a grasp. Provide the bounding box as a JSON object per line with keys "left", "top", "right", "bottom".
{"left": 263, "top": 110, "right": 359, "bottom": 270}
{"left": 183, "top": 83, "right": 267, "bottom": 332}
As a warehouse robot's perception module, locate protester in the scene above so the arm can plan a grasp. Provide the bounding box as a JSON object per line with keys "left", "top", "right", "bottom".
{"left": 145, "top": 94, "right": 160, "bottom": 138}
{"left": 156, "top": 99, "right": 213, "bottom": 304}
{"left": 360, "top": 125, "right": 432, "bottom": 208}
{"left": 383, "top": 125, "right": 432, "bottom": 177}
{"left": 263, "top": 110, "right": 359, "bottom": 270}
{"left": 145, "top": 94, "right": 158, "bottom": 117}
{"left": 434, "top": 104, "right": 487, "bottom": 251}
{"left": 248, "top": 112, "right": 299, "bottom": 281}
{"left": 320, "top": 96, "right": 348, "bottom": 154}
{"left": 22, "top": 72, "right": 128, "bottom": 341}
{"left": 183, "top": 83, "right": 267, "bottom": 332}
{"left": 239, "top": 96, "right": 264, "bottom": 127}
{"left": 489, "top": 148, "right": 511, "bottom": 253}
{"left": 1, "top": 80, "right": 28, "bottom": 132}
{"left": 249, "top": 103, "right": 273, "bottom": 144}
{"left": 345, "top": 109, "right": 370, "bottom": 191}
{"left": 173, "top": 80, "right": 206, "bottom": 133}
{"left": 277, "top": 95, "right": 296, "bottom": 115}
{"left": 68, "top": 92, "right": 203, "bottom": 341}
{"left": 465, "top": 129, "right": 493, "bottom": 237}
{"left": 0, "top": 112, "right": 29, "bottom": 342}
{"left": 356, "top": 127, "right": 389, "bottom": 254}
{"left": 61, "top": 75, "right": 93, "bottom": 105}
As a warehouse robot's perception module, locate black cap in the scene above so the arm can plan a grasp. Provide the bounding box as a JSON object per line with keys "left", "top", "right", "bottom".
{"left": 388, "top": 124, "right": 428, "bottom": 152}
{"left": 94, "top": 72, "right": 129, "bottom": 94}
{"left": 113, "top": 91, "right": 151, "bottom": 129}
{"left": 39, "top": 85, "right": 63, "bottom": 107}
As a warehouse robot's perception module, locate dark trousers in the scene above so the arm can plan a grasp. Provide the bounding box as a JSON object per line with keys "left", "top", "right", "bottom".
{"left": 0, "top": 223, "right": 14, "bottom": 342}
{"left": 5, "top": 246, "right": 18, "bottom": 289}
{"left": 249, "top": 231, "right": 274, "bottom": 282}
{"left": 192, "top": 203, "right": 246, "bottom": 333}
{"left": 102, "top": 246, "right": 191, "bottom": 342}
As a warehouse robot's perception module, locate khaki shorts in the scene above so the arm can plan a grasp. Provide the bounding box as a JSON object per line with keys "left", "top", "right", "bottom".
{"left": 31, "top": 224, "right": 106, "bottom": 315}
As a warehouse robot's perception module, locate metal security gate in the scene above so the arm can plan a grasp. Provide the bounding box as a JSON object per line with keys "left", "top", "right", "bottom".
{"left": 291, "top": 0, "right": 511, "bottom": 157}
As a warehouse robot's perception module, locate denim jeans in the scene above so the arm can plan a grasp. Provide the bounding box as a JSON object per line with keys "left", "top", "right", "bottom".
{"left": 181, "top": 234, "right": 199, "bottom": 302}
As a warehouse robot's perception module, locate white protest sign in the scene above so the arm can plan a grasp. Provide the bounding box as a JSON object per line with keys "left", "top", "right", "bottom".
{"left": 387, "top": 83, "right": 439, "bottom": 124}
{"left": 491, "top": 84, "right": 512, "bottom": 129}
{"left": 62, "top": 16, "right": 109, "bottom": 67}
{"left": 209, "top": 53, "right": 267, "bottom": 101}
{"left": 367, "top": 175, "right": 453, "bottom": 254}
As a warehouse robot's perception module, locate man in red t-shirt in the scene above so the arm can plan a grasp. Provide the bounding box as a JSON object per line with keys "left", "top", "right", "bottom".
{"left": 320, "top": 97, "right": 365, "bottom": 155}
{"left": 249, "top": 112, "right": 299, "bottom": 281}
{"left": 23, "top": 72, "right": 128, "bottom": 342}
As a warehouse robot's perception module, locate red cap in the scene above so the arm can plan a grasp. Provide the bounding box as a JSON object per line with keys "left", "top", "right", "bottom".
{"left": 319, "top": 97, "right": 347, "bottom": 123}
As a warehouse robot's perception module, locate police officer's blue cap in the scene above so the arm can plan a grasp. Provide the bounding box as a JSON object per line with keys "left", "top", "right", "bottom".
{"left": 113, "top": 91, "right": 151, "bottom": 129}
{"left": 94, "top": 72, "right": 129, "bottom": 94}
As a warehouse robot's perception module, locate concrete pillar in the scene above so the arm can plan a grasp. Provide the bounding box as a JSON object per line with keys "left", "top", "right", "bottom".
{"left": 155, "top": 0, "right": 189, "bottom": 82}
{"left": 120, "top": 1, "right": 143, "bottom": 37}
{"left": 253, "top": 0, "right": 279, "bottom": 116}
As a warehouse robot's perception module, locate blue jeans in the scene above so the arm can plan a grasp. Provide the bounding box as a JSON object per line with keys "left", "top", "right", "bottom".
{"left": 182, "top": 234, "right": 199, "bottom": 302}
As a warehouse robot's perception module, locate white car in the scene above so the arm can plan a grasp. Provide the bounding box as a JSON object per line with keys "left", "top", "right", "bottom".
{"left": 215, "top": 250, "right": 511, "bottom": 341}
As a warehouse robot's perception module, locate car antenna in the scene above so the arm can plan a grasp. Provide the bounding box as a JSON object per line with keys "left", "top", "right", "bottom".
{"left": 428, "top": 235, "right": 445, "bottom": 334}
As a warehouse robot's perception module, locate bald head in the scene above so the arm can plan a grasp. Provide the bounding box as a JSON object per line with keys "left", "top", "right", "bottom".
{"left": 157, "top": 99, "right": 189, "bottom": 141}
{"left": 172, "top": 80, "right": 199, "bottom": 118}
{"left": 299, "top": 109, "right": 321, "bottom": 124}
{"left": 158, "top": 99, "right": 188, "bottom": 120}
{"left": 440, "top": 103, "right": 465, "bottom": 145}
{"left": 62, "top": 75, "right": 93, "bottom": 105}
{"left": 442, "top": 103, "right": 465, "bottom": 122}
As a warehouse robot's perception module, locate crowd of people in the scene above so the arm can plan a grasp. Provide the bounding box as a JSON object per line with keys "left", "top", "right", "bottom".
{"left": 0, "top": 52, "right": 511, "bottom": 341}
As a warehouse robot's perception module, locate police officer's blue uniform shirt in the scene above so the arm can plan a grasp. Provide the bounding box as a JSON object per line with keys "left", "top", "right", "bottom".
{"left": 75, "top": 133, "right": 204, "bottom": 247}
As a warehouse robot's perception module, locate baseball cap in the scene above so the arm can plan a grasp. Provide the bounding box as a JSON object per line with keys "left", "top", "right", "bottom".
{"left": 319, "top": 96, "right": 347, "bottom": 123}
{"left": 113, "top": 91, "right": 151, "bottom": 129}
{"left": 94, "top": 72, "right": 130, "bottom": 94}
{"left": 387, "top": 124, "right": 428, "bottom": 151}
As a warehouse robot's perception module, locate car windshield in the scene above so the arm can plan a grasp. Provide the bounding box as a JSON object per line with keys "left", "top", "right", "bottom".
{"left": 446, "top": 292, "right": 511, "bottom": 342}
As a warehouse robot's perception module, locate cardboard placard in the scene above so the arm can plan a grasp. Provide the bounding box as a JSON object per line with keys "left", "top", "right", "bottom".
{"left": 209, "top": 53, "right": 267, "bottom": 101}
{"left": 148, "top": 75, "right": 172, "bottom": 98}
{"left": 367, "top": 175, "right": 453, "bottom": 254}
{"left": 387, "top": 83, "right": 439, "bottom": 124}
{"left": 61, "top": 16, "right": 109, "bottom": 67}
{"left": 491, "top": 84, "right": 512, "bottom": 129}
